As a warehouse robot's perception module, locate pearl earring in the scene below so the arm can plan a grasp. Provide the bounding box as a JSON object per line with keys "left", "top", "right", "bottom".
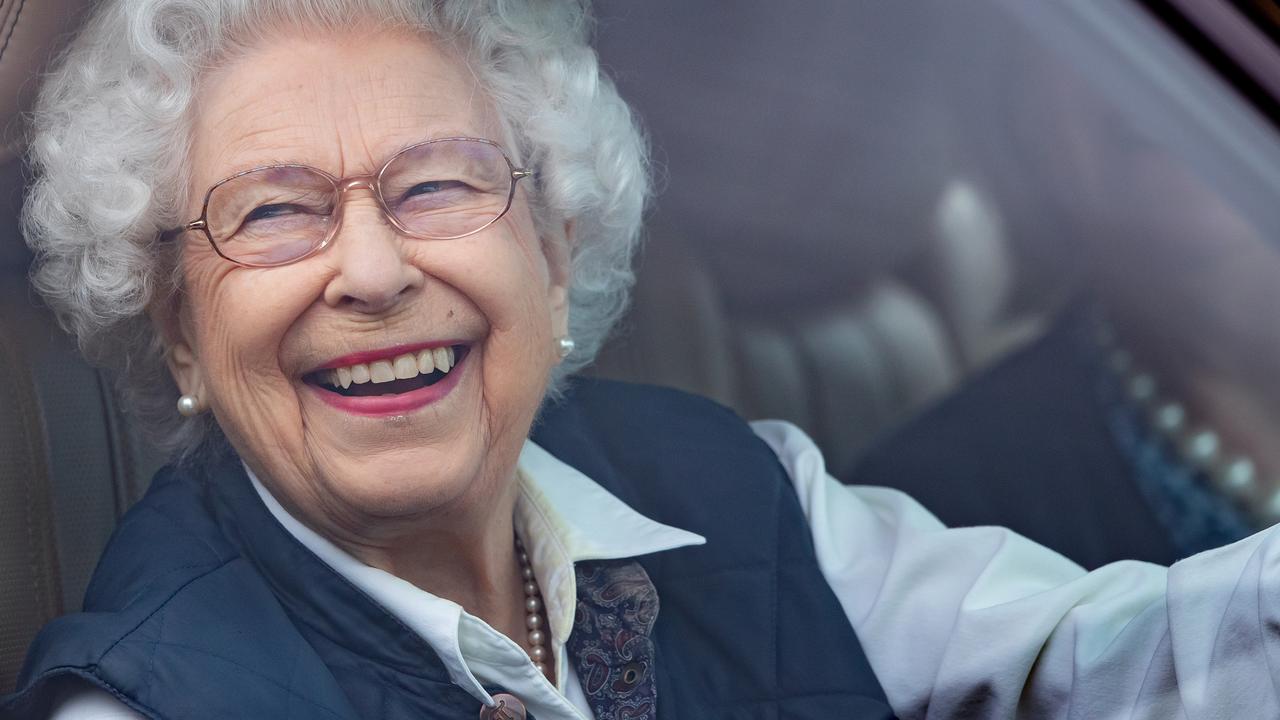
{"left": 176, "top": 394, "right": 201, "bottom": 417}
{"left": 557, "top": 336, "right": 576, "bottom": 359}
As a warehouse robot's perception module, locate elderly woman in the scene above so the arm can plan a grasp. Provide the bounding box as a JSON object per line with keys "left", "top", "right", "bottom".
{"left": 7, "top": 1, "right": 1280, "bottom": 719}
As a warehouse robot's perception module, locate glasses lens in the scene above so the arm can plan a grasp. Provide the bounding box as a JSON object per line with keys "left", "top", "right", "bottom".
{"left": 379, "top": 139, "right": 514, "bottom": 239}
{"left": 205, "top": 166, "right": 336, "bottom": 266}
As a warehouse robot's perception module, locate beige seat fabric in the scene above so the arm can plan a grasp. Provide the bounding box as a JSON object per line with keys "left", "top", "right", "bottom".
{"left": 591, "top": 234, "right": 960, "bottom": 475}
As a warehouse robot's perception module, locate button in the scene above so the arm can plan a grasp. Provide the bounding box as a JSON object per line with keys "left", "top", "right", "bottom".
{"left": 621, "top": 662, "right": 643, "bottom": 685}
{"left": 479, "top": 693, "right": 527, "bottom": 720}
{"left": 612, "top": 661, "right": 647, "bottom": 693}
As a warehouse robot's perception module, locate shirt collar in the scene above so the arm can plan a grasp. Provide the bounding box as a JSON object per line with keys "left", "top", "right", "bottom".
{"left": 512, "top": 442, "right": 705, "bottom": 659}
{"left": 244, "top": 438, "right": 704, "bottom": 705}
{"left": 515, "top": 440, "right": 706, "bottom": 562}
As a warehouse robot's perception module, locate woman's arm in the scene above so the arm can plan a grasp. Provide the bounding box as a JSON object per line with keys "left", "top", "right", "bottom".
{"left": 753, "top": 418, "right": 1278, "bottom": 719}
{"left": 47, "top": 681, "right": 146, "bottom": 720}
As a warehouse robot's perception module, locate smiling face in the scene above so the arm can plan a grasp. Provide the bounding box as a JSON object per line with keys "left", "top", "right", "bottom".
{"left": 162, "top": 27, "right": 569, "bottom": 549}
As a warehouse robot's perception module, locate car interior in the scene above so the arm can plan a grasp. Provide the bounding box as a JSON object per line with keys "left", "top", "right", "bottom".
{"left": 5, "top": 0, "right": 1280, "bottom": 693}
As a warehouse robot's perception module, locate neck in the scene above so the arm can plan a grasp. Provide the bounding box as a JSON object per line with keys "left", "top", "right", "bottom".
{"left": 322, "top": 474, "right": 532, "bottom": 653}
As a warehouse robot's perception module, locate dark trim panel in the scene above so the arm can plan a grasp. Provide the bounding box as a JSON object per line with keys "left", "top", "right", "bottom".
{"left": 1138, "top": 0, "right": 1280, "bottom": 128}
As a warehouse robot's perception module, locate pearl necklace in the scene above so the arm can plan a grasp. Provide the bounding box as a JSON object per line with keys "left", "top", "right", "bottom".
{"left": 1096, "top": 321, "right": 1280, "bottom": 527}
{"left": 514, "top": 534, "right": 551, "bottom": 678}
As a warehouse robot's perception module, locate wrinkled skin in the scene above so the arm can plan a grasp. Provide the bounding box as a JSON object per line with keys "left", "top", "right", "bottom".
{"left": 157, "top": 27, "right": 570, "bottom": 622}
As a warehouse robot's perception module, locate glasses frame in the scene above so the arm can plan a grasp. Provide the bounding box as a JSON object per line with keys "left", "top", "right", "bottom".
{"left": 159, "top": 136, "right": 534, "bottom": 268}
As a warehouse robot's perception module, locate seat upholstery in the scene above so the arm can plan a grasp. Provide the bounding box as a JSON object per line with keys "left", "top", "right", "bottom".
{"left": 586, "top": 1, "right": 1032, "bottom": 472}
{"left": 590, "top": 234, "right": 960, "bottom": 474}
{"left": 0, "top": 257, "right": 60, "bottom": 691}
{"left": 0, "top": 0, "right": 90, "bottom": 158}
{"left": 0, "top": 158, "right": 163, "bottom": 689}
{"left": 0, "top": 0, "right": 165, "bottom": 689}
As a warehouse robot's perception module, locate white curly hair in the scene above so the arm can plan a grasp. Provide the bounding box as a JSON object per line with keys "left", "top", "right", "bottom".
{"left": 24, "top": 0, "right": 649, "bottom": 458}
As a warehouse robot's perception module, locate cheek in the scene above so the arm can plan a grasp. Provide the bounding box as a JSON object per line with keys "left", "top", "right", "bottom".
{"left": 424, "top": 221, "right": 555, "bottom": 336}
{"left": 414, "top": 221, "right": 557, "bottom": 417}
{"left": 183, "top": 256, "right": 323, "bottom": 393}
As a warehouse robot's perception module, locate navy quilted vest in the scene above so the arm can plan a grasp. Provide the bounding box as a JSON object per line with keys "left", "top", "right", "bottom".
{"left": 4, "top": 379, "right": 895, "bottom": 719}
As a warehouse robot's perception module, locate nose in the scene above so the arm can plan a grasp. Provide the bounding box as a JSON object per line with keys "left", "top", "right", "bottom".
{"left": 321, "top": 196, "right": 424, "bottom": 313}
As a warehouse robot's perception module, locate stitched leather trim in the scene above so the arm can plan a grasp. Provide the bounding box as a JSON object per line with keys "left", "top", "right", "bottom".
{"left": 0, "top": 290, "right": 62, "bottom": 688}
{"left": 0, "top": 0, "right": 28, "bottom": 65}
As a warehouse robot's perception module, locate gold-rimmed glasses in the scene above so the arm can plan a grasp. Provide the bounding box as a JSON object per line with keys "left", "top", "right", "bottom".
{"left": 160, "top": 137, "right": 534, "bottom": 268}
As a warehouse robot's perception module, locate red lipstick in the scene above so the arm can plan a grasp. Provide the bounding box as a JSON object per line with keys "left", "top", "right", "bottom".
{"left": 305, "top": 345, "right": 470, "bottom": 417}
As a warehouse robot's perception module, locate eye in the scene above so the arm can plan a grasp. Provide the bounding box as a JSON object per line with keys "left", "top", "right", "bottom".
{"left": 245, "top": 203, "right": 306, "bottom": 222}
{"left": 401, "top": 180, "right": 467, "bottom": 200}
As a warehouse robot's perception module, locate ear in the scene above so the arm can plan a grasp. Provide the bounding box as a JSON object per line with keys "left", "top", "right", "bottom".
{"left": 545, "top": 220, "right": 574, "bottom": 340}
{"left": 148, "top": 293, "right": 208, "bottom": 404}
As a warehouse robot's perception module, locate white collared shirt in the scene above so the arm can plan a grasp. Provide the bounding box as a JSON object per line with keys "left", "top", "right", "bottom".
{"left": 48, "top": 421, "right": 1280, "bottom": 718}
{"left": 244, "top": 440, "right": 704, "bottom": 720}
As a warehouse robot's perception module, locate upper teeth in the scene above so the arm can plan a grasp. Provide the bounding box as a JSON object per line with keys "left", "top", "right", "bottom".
{"left": 323, "top": 346, "right": 456, "bottom": 389}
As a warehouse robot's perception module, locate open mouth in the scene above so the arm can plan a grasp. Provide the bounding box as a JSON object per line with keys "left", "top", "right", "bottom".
{"left": 304, "top": 344, "right": 469, "bottom": 397}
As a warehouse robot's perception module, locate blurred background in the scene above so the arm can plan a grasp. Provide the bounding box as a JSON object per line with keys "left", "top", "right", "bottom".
{"left": 586, "top": 0, "right": 1280, "bottom": 566}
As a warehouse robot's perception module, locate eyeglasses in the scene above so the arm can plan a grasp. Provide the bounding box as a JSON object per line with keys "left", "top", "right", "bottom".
{"left": 160, "top": 137, "right": 533, "bottom": 268}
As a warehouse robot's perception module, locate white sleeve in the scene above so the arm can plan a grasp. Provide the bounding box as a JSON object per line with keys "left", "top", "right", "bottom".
{"left": 47, "top": 680, "right": 146, "bottom": 720}
{"left": 752, "top": 418, "right": 1280, "bottom": 719}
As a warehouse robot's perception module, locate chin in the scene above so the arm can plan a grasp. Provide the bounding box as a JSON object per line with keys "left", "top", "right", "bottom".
{"left": 310, "top": 440, "right": 492, "bottom": 522}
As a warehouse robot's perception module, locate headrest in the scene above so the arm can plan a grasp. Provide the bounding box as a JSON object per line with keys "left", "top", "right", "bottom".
{"left": 0, "top": 0, "right": 93, "bottom": 163}
{"left": 0, "top": 158, "right": 27, "bottom": 272}
{"left": 0, "top": 0, "right": 94, "bottom": 272}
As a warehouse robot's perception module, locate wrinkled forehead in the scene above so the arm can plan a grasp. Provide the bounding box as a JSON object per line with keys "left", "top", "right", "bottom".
{"left": 187, "top": 27, "right": 504, "bottom": 196}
